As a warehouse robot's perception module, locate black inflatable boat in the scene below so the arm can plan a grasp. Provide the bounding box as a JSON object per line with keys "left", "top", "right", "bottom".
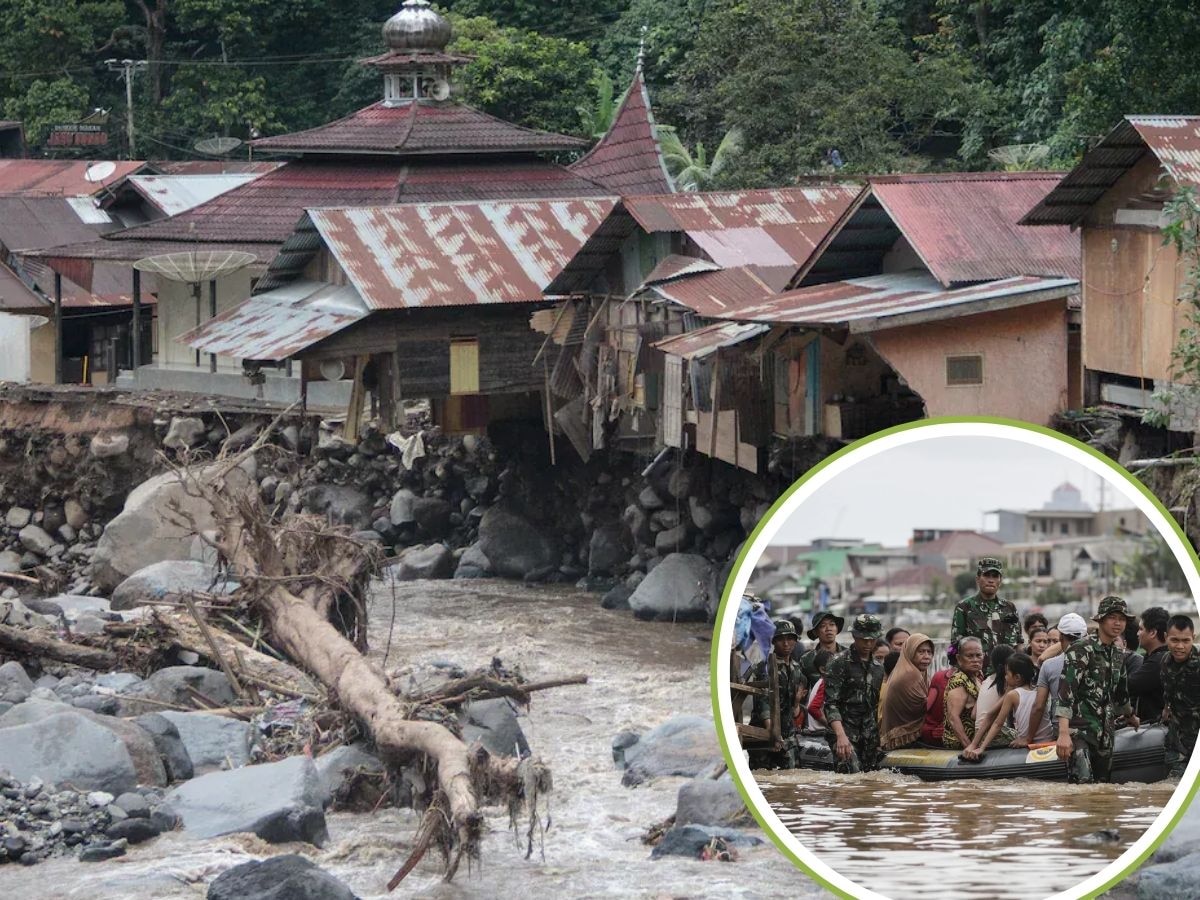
{"left": 791, "top": 724, "right": 1169, "bottom": 782}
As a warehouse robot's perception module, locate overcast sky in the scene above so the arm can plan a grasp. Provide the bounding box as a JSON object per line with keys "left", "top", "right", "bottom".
{"left": 771, "top": 436, "right": 1133, "bottom": 547}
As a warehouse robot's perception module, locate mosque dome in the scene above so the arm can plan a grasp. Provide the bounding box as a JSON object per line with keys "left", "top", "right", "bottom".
{"left": 382, "top": 0, "right": 452, "bottom": 52}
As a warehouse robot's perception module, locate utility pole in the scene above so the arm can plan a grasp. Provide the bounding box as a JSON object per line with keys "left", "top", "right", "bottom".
{"left": 105, "top": 59, "right": 148, "bottom": 158}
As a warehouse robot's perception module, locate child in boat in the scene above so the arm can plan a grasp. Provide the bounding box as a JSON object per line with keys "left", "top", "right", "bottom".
{"left": 962, "top": 652, "right": 1052, "bottom": 760}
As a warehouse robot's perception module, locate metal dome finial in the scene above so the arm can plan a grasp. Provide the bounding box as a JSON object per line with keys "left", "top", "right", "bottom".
{"left": 382, "top": 0, "right": 452, "bottom": 52}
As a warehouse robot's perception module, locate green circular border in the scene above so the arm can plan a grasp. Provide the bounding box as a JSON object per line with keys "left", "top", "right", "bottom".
{"left": 709, "top": 415, "right": 1200, "bottom": 899}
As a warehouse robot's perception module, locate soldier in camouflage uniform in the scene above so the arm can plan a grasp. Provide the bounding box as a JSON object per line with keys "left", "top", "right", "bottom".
{"left": 824, "top": 614, "right": 885, "bottom": 774}
{"left": 951, "top": 558, "right": 1021, "bottom": 676}
{"left": 1162, "top": 614, "right": 1200, "bottom": 777}
{"left": 799, "top": 611, "right": 845, "bottom": 686}
{"left": 1054, "top": 596, "right": 1140, "bottom": 783}
{"left": 748, "top": 619, "right": 808, "bottom": 769}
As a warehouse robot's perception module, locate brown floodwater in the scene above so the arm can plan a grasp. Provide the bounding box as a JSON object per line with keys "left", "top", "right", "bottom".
{"left": 0, "top": 579, "right": 814, "bottom": 899}
{"left": 757, "top": 768, "right": 1178, "bottom": 899}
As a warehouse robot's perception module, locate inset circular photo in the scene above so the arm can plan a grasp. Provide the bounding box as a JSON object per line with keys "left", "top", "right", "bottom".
{"left": 713, "top": 419, "right": 1200, "bottom": 900}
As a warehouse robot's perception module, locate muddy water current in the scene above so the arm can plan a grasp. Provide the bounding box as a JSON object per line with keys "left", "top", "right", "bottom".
{"left": 0, "top": 580, "right": 809, "bottom": 899}
{"left": 758, "top": 768, "right": 1178, "bottom": 899}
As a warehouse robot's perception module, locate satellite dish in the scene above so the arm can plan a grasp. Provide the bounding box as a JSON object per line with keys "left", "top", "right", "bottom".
{"left": 988, "top": 143, "right": 1050, "bottom": 172}
{"left": 133, "top": 250, "right": 257, "bottom": 283}
{"left": 194, "top": 137, "right": 244, "bottom": 156}
{"left": 320, "top": 359, "right": 347, "bottom": 381}
{"left": 84, "top": 161, "right": 118, "bottom": 183}
{"left": 428, "top": 78, "right": 451, "bottom": 101}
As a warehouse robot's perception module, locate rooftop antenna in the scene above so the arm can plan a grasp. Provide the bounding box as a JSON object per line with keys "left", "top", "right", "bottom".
{"left": 637, "top": 24, "right": 647, "bottom": 68}
{"left": 194, "top": 136, "right": 243, "bottom": 157}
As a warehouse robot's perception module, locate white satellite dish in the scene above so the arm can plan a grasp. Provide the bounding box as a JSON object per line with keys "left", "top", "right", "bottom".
{"left": 194, "top": 136, "right": 244, "bottom": 156}
{"left": 320, "top": 359, "right": 347, "bottom": 381}
{"left": 83, "top": 161, "right": 118, "bottom": 183}
{"left": 428, "top": 78, "right": 451, "bottom": 101}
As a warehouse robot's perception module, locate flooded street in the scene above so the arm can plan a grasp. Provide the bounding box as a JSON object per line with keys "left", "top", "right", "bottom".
{"left": 759, "top": 769, "right": 1177, "bottom": 899}
{"left": 0, "top": 579, "right": 812, "bottom": 899}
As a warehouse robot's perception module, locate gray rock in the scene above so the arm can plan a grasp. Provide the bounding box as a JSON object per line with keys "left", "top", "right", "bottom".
{"left": 390, "top": 543, "right": 452, "bottom": 580}
{"left": 114, "top": 791, "right": 151, "bottom": 818}
{"left": 0, "top": 712, "right": 138, "bottom": 793}
{"left": 158, "top": 711, "right": 253, "bottom": 773}
{"left": 91, "top": 466, "right": 253, "bottom": 591}
{"left": 79, "top": 841, "right": 127, "bottom": 862}
{"left": 162, "top": 755, "right": 328, "bottom": 845}
{"left": 0, "top": 661, "right": 33, "bottom": 703}
{"left": 453, "top": 541, "right": 492, "bottom": 579}
{"left": 133, "top": 714, "right": 194, "bottom": 782}
{"left": 650, "top": 825, "right": 763, "bottom": 859}
{"left": 111, "top": 560, "right": 236, "bottom": 612}
{"left": 600, "top": 583, "right": 633, "bottom": 610}
{"left": 162, "top": 416, "right": 207, "bottom": 451}
{"left": 1136, "top": 853, "right": 1200, "bottom": 899}
{"left": 412, "top": 497, "right": 453, "bottom": 538}
{"left": 588, "top": 523, "right": 628, "bottom": 577}
{"left": 58, "top": 523, "right": 77, "bottom": 543}
{"left": 0, "top": 549, "right": 21, "bottom": 573}
{"left": 674, "top": 776, "right": 750, "bottom": 827}
{"left": 117, "top": 666, "right": 236, "bottom": 717}
{"left": 388, "top": 488, "right": 418, "bottom": 526}
{"left": 302, "top": 484, "right": 373, "bottom": 529}
{"left": 459, "top": 698, "right": 529, "bottom": 758}
{"left": 5, "top": 506, "right": 31, "bottom": 529}
{"left": 627, "top": 553, "right": 715, "bottom": 623}
{"left": 0, "top": 597, "right": 53, "bottom": 628}
{"left": 619, "top": 715, "right": 723, "bottom": 786}
{"left": 315, "top": 744, "right": 385, "bottom": 805}
{"left": 638, "top": 485, "right": 664, "bottom": 510}
{"left": 465, "top": 475, "right": 491, "bottom": 499}
{"left": 18, "top": 524, "right": 56, "bottom": 556}
{"left": 88, "top": 790, "right": 115, "bottom": 807}
{"left": 654, "top": 523, "right": 690, "bottom": 554}
{"left": 666, "top": 467, "right": 693, "bottom": 500}
{"left": 96, "top": 672, "right": 142, "bottom": 692}
{"left": 207, "top": 854, "right": 359, "bottom": 900}
{"left": 621, "top": 503, "right": 652, "bottom": 545}
{"left": 42, "top": 504, "right": 66, "bottom": 534}
{"left": 106, "top": 816, "right": 163, "bottom": 844}
{"left": 64, "top": 499, "right": 88, "bottom": 531}
{"left": 477, "top": 507, "right": 557, "bottom": 580}
{"left": 90, "top": 432, "right": 129, "bottom": 459}
{"left": 40, "top": 593, "right": 112, "bottom": 620}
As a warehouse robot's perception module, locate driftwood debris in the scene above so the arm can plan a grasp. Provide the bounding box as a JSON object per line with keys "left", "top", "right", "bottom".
{"left": 0, "top": 623, "right": 119, "bottom": 670}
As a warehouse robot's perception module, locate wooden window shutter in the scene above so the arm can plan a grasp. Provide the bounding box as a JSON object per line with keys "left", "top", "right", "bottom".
{"left": 449, "top": 338, "right": 480, "bottom": 395}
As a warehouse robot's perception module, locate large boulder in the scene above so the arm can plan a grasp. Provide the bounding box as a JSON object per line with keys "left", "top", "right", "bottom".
{"left": 163, "top": 755, "right": 328, "bottom": 845}
{"left": 627, "top": 553, "right": 716, "bottom": 622}
{"left": 388, "top": 488, "right": 418, "bottom": 526}
{"left": 18, "top": 523, "right": 57, "bottom": 557}
{"left": 159, "top": 711, "right": 254, "bottom": 773}
{"left": 207, "top": 855, "right": 359, "bottom": 900}
{"left": 0, "top": 661, "right": 33, "bottom": 703}
{"left": 117, "top": 666, "right": 237, "bottom": 717}
{"left": 389, "top": 543, "right": 452, "bottom": 580}
{"left": 650, "top": 825, "right": 764, "bottom": 859}
{"left": 588, "top": 523, "right": 629, "bottom": 577}
{"left": 476, "top": 507, "right": 557, "bottom": 580}
{"left": 618, "top": 715, "right": 723, "bottom": 787}
{"left": 1136, "top": 854, "right": 1200, "bottom": 900}
{"left": 411, "top": 497, "right": 452, "bottom": 538}
{"left": 111, "top": 560, "right": 237, "bottom": 612}
{"left": 134, "top": 713, "right": 194, "bottom": 782}
{"left": 453, "top": 542, "right": 492, "bottom": 579}
{"left": 674, "top": 776, "right": 750, "bottom": 827}
{"left": 162, "top": 416, "right": 207, "bottom": 451}
{"left": 315, "top": 743, "right": 385, "bottom": 808}
{"left": 301, "top": 484, "right": 373, "bottom": 529}
{"left": 459, "top": 698, "right": 529, "bottom": 758}
{"left": 0, "top": 711, "right": 139, "bottom": 794}
{"left": 91, "top": 465, "right": 253, "bottom": 592}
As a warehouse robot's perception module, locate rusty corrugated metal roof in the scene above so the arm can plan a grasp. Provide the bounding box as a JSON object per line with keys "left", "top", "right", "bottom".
{"left": 0, "top": 160, "right": 145, "bottom": 196}
{"left": 714, "top": 271, "right": 1077, "bottom": 333}
{"left": 125, "top": 174, "right": 262, "bottom": 217}
{"left": 309, "top": 198, "right": 617, "bottom": 310}
{"left": 625, "top": 185, "right": 860, "bottom": 266}
{"left": 653, "top": 321, "right": 769, "bottom": 359}
{"left": 868, "top": 172, "right": 1079, "bottom": 285}
{"left": 180, "top": 279, "right": 368, "bottom": 361}
{"left": 645, "top": 265, "right": 784, "bottom": 317}
{"left": 641, "top": 254, "right": 721, "bottom": 286}
{"left": 1023, "top": 116, "right": 1200, "bottom": 226}
{"left": 569, "top": 65, "right": 674, "bottom": 196}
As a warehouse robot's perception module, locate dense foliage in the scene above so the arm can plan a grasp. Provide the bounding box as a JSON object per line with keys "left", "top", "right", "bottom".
{"left": 4, "top": 0, "right": 1200, "bottom": 181}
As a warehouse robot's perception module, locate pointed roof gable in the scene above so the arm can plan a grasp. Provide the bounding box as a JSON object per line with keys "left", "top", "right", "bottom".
{"left": 569, "top": 66, "right": 674, "bottom": 196}
{"left": 250, "top": 100, "right": 588, "bottom": 158}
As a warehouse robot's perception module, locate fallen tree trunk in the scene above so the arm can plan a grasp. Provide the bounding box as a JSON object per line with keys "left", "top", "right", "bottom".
{"left": 0, "top": 623, "right": 118, "bottom": 669}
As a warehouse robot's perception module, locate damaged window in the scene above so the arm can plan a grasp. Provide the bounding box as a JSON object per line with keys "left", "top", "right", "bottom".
{"left": 946, "top": 354, "right": 983, "bottom": 386}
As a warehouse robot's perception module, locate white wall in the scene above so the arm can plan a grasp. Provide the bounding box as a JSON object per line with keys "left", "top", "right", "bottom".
{"left": 0, "top": 312, "right": 31, "bottom": 381}
{"left": 156, "top": 270, "right": 256, "bottom": 370}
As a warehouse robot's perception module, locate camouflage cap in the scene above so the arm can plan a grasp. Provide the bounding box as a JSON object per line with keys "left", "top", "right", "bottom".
{"left": 806, "top": 612, "right": 845, "bottom": 640}
{"left": 1093, "top": 595, "right": 1136, "bottom": 622}
{"left": 977, "top": 557, "right": 1004, "bottom": 575}
{"left": 850, "top": 614, "right": 883, "bottom": 640}
{"left": 771, "top": 619, "right": 798, "bottom": 641}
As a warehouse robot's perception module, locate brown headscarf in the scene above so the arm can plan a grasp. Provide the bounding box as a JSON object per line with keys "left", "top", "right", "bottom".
{"left": 880, "top": 632, "right": 934, "bottom": 750}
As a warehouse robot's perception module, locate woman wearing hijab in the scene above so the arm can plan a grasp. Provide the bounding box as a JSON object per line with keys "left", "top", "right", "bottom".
{"left": 880, "top": 632, "right": 935, "bottom": 750}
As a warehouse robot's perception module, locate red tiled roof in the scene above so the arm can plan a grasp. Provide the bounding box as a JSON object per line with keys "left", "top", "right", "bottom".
{"left": 152, "top": 160, "right": 283, "bottom": 176}
{"left": 569, "top": 67, "right": 673, "bottom": 196}
{"left": 103, "top": 158, "right": 609, "bottom": 247}
{"left": 250, "top": 101, "right": 588, "bottom": 157}
{"left": 868, "top": 172, "right": 1080, "bottom": 285}
{"left": 0, "top": 159, "right": 146, "bottom": 196}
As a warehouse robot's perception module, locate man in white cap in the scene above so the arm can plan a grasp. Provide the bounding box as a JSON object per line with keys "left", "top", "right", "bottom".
{"left": 1022, "top": 612, "right": 1087, "bottom": 746}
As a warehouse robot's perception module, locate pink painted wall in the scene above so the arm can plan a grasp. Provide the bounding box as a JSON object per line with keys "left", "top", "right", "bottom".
{"left": 867, "top": 301, "right": 1068, "bottom": 425}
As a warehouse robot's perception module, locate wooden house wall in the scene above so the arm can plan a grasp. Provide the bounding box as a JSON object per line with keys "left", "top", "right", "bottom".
{"left": 302, "top": 306, "right": 549, "bottom": 397}
{"left": 1081, "top": 154, "right": 1186, "bottom": 382}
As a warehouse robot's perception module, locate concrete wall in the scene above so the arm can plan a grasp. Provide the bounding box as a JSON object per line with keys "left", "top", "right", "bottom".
{"left": 115, "top": 366, "right": 351, "bottom": 411}
{"left": 156, "top": 270, "right": 256, "bottom": 370}
{"left": 867, "top": 300, "right": 1068, "bottom": 424}
{"left": 0, "top": 313, "right": 53, "bottom": 383}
